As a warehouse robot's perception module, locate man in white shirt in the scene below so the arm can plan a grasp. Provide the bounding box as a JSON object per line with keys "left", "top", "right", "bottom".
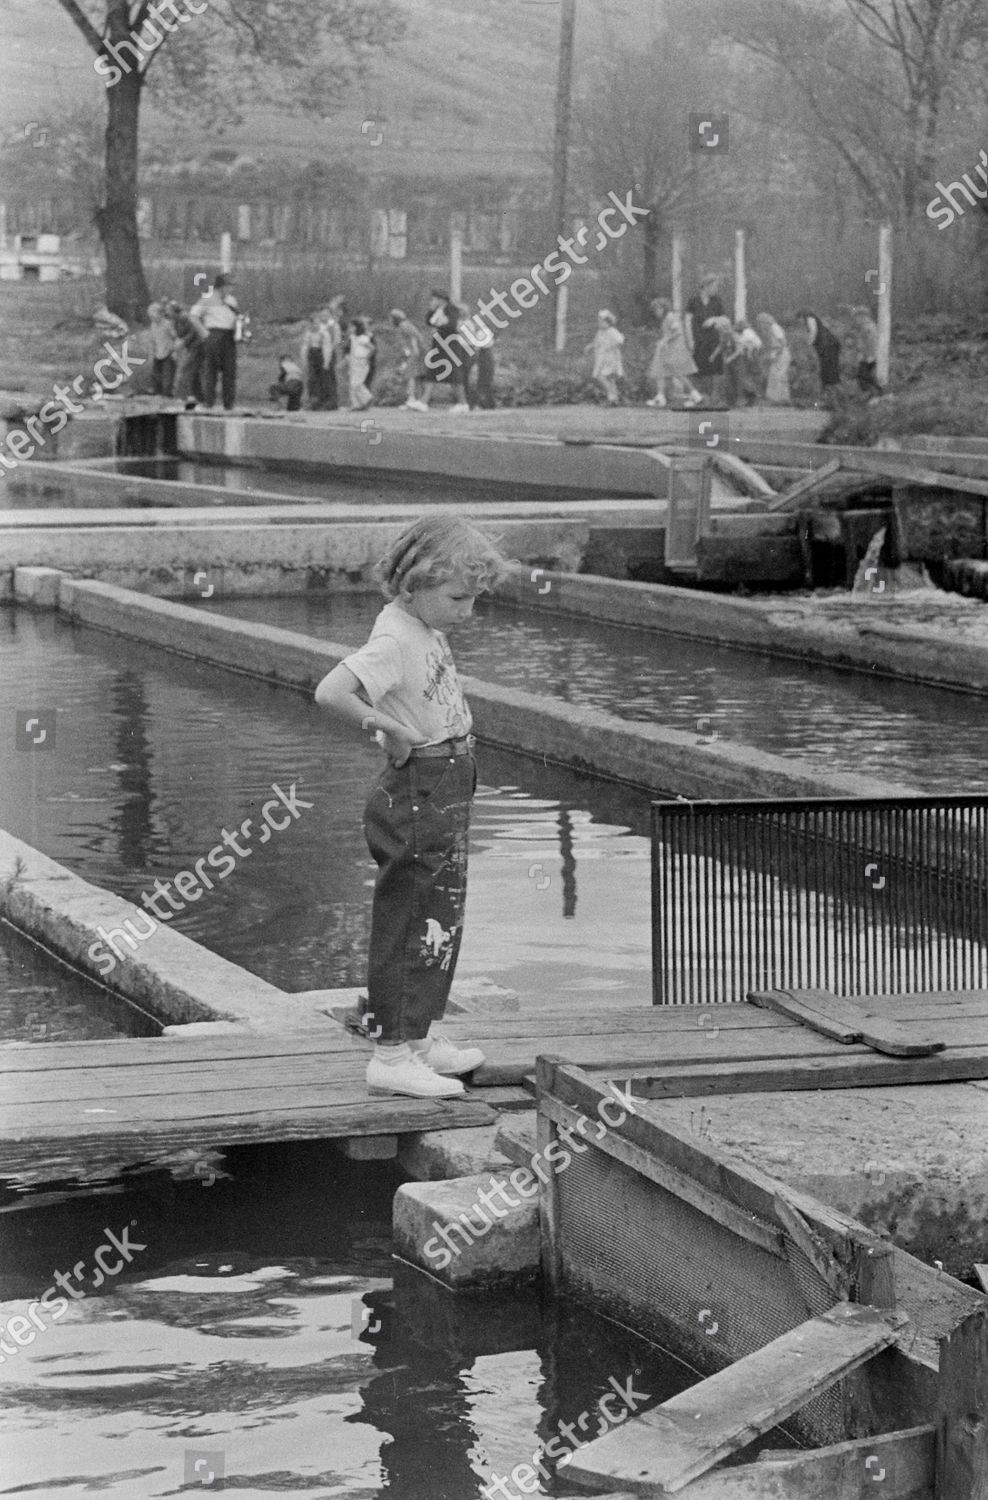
{"left": 191, "top": 273, "right": 240, "bottom": 411}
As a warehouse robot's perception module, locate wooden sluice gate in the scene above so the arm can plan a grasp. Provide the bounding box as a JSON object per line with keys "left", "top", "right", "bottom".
{"left": 533, "top": 1051, "right": 986, "bottom": 1499}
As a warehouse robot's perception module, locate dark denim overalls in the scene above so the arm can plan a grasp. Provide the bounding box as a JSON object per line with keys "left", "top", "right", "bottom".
{"left": 363, "top": 740, "right": 476, "bottom": 1042}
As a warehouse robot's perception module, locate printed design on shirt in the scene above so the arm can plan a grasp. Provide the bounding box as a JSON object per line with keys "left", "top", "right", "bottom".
{"left": 422, "top": 642, "right": 467, "bottom": 737}
{"left": 421, "top": 916, "right": 457, "bottom": 970}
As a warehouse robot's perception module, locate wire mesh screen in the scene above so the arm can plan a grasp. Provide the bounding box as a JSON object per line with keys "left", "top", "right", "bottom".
{"left": 555, "top": 1138, "right": 847, "bottom": 1444}
{"left": 652, "top": 795, "right": 988, "bottom": 1005}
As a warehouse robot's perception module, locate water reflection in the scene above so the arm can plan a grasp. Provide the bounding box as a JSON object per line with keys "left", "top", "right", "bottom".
{"left": 0, "top": 609, "right": 654, "bottom": 1040}
{"left": 0, "top": 1146, "right": 695, "bottom": 1499}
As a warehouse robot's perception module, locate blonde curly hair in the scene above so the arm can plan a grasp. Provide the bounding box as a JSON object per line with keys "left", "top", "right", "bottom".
{"left": 376, "top": 516, "right": 508, "bottom": 600}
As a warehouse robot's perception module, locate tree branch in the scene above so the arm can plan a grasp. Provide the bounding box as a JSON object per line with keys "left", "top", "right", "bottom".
{"left": 55, "top": 0, "right": 104, "bottom": 53}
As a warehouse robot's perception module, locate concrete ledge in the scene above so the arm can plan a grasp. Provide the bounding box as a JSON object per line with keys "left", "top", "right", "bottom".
{"left": 649, "top": 1086, "right": 988, "bottom": 1276}
{"left": 398, "top": 1127, "right": 511, "bottom": 1182}
{"left": 177, "top": 416, "right": 667, "bottom": 496}
{"left": 393, "top": 1173, "right": 540, "bottom": 1289}
{"left": 1, "top": 457, "right": 658, "bottom": 526}
{"left": 0, "top": 828, "right": 333, "bottom": 1032}
{"left": 496, "top": 565, "right": 988, "bottom": 695}
{"left": 13, "top": 566, "right": 65, "bottom": 608}
{"left": 55, "top": 578, "right": 914, "bottom": 798}
{"left": 0, "top": 516, "right": 588, "bottom": 595}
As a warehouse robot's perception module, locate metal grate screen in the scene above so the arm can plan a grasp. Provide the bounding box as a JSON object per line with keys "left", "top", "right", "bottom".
{"left": 555, "top": 1133, "right": 847, "bottom": 1443}
{"left": 652, "top": 795, "right": 988, "bottom": 1005}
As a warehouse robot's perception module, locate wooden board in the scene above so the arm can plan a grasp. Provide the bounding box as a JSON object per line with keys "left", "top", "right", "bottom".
{"left": 537, "top": 1059, "right": 981, "bottom": 1375}
{"left": 474, "top": 1020, "right": 988, "bottom": 1087}
{"left": 768, "top": 457, "right": 843, "bottom": 513}
{"left": 729, "top": 439, "right": 988, "bottom": 486}
{"left": 536, "top": 1059, "right": 891, "bottom": 1289}
{"left": 565, "top": 1303, "right": 906, "bottom": 1495}
{"left": 578, "top": 1048, "right": 988, "bottom": 1097}
{"left": 2, "top": 994, "right": 984, "bottom": 1075}
{"left": 3, "top": 990, "right": 985, "bottom": 1187}
{"left": 750, "top": 988, "right": 946, "bottom": 1057}
{"left": 974, "top": 1264, "right": 988, "bottom": 1294}
{"left": 849, "top": 452, "right": 988, "bottom": 498}
{"left": 671, "top": 1424, "right": 935, "bottom": 1499}
{"left": 936, "top": 1307, "right": 988, "bottom": 1500}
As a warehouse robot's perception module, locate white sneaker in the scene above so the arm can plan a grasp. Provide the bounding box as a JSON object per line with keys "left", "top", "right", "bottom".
{"left": 405, "top": 398, "right": 429, "bottom": 412}
{"left": 449, "top": 402, "right": 471, "bottom": 414}
{"left": 646, "top": 396, "right": 667, "bottom": 408}
{"left": 366, "top": 1045, "right": 465, "bottom": 1098}
{"left": 414, "top": 1033, "right": 486, "bottom": 1076}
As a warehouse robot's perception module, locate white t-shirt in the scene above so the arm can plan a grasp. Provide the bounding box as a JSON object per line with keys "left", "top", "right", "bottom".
{"left": 192, "top": 289, "right": 239, "bottom": 331}
{"left": 343, "top": 600, "right": 472, "bottom": 745}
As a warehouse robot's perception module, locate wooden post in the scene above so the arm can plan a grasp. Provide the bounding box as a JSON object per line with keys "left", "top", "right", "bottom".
{"left": 219, "top": 231, "right": 232, "bottom": 273}
{"left": 554, "top": 280, "right": 569, "bottom": 352}
{"left": 549, "top": 0, "right": 577, "bottom": 343}
{"left": 449, "top": 226, "right": 463, "bottom": 304}
{"left": 672, "top": 229, "right": 684, "bottom": 311}
{"left": 535, "top": 1055, "right": 568, "bottom": 1290}
{"left": 936, "top": 1307, "right": 988, "bottom": 1499}
{"left": 733, "top": 228, "right": 747, "bottom": 322}
{"left": 876, "top": 220, "right": 892, "bottom": 388}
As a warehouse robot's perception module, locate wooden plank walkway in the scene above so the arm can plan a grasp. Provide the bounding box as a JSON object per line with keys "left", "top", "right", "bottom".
{"left": 2, "top": 991, "right": 987, "bottom": 1187}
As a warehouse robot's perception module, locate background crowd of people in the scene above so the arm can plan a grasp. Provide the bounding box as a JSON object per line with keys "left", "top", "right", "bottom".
{"left": 269, "top": 289, "right": 498, "bottom": 417}
{"left": 145, "top": 273, "right": 249, "bottom": 412}
{"left": 142, "top": 271, "right": 882, "bottom": 416}
{"left": 590, "top": 274, "right": 883, "bottom": 410}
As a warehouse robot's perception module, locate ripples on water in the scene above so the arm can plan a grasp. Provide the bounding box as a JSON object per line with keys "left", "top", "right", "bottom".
{"left": 0, "top": 1145, "right": 697, "bottom": 1499}
{"left": 206, "top": 592, "right": 988, "bottom": 792}
{"left": 0, "top": 608, "right": 653, "bottom": 1042}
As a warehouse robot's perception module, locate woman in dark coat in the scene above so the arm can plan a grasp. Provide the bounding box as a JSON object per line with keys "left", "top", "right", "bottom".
{"left": 685, "top": 273, "right": 726, "bottom": 397}
{"left": 797, "top": 310, "right": 842, "bottom": 393}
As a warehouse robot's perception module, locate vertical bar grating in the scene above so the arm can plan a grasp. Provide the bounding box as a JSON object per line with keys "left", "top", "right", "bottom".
{"left": 650, "top": 798, "right": 988, "bottom": 1012}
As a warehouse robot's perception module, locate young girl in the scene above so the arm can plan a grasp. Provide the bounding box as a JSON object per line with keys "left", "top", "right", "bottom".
{"left": 731, "top": 319, "right": 764, "bottom": 405}
{"left": 347, "top": 317, "right": 375, "bottom": 410}
{"left": 646, "top": 299, "right": 702, "bottom": 408}
{"left": 314, "top": 517, "right": 507, "bottom": 1099}
{"left": 587, "top": 309, "right": 625, "bottom": 405}
{"left": 755, "top": 312, "right": 792, "bottom": 404}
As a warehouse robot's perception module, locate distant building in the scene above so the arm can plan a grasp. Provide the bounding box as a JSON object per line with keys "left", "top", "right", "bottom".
{"left": 0, "top": 161, "right": 552, "bottom": 269}
{"left": 0, "top": 232, "right": 65, "bottom": 281}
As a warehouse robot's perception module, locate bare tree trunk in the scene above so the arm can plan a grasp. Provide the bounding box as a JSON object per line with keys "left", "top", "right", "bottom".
{"left": 95, "top": 64, "right": 149, "bottom": 322}
{"left": 642, "top": 204, "right": 660, "bottom": 306}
